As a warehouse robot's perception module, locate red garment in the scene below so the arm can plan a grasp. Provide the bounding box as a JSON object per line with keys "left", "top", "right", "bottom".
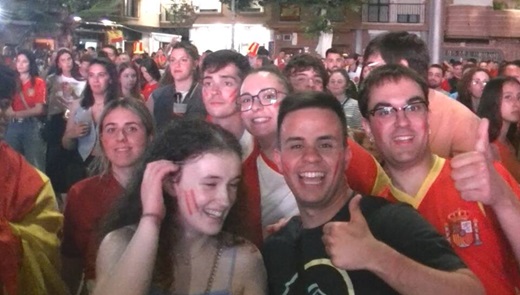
{"left": 440, "top": 79, "right": 451, "bottom": 92}
{"left": 236, "top": 138, "right": 382, "bottom": 248}
{"left": 141, "top": 82, "right": 159, "bottom": 102}
{"left": 61, "top": 173, "right": 123, "bottom": 280}
{"left": 0, "top": 143, "right": 65, "bottom": 295}
{"left": 494, "top": 140, "right": 520, "bottom": 183}
{"left": 11, "top": 78, "right": 46, "bottom": 111}
{"left": 380, "top": 156, "right": 520, "bottom": 295}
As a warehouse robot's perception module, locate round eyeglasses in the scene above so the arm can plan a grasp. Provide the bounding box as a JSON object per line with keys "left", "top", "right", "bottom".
{"left": 237, "top": 88, "right": 286, "bottom": 112}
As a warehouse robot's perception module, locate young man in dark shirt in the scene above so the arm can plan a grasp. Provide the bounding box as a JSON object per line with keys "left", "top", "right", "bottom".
{"left": 263, "top": 91, "right": 483, "bottom": 295}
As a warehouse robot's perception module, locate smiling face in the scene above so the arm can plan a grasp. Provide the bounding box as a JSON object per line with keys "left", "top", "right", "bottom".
{"left": 362, "top": 77, "right": 430, "bottom": 170}
{"left": 325, "top": 52, "right": 345, "bottom": 72}
{"left": 327, "top": 72, "right": 348, "bottom": 97}
{"left": 275, "top": 108, "right": 350, "bottom": 209}
{"left": 88, "top": 63, "right": 111, "bottom": 95}
{"left": 202, "top": 63, "right": 242, "bottom": 119}
{"left": 173, "top": 152, "right": 241, "bottom": 236}
{"left": 240, "top": 71, "right": 287, "bottom": 140}
{"left": 169, "top": 48, "right": 196, "bottom": 82}
{"left": 100, "top": 107, "right": 149, "bottom": 170}
{"left": 500, "top": 81, "right": 520, "bottom": 124}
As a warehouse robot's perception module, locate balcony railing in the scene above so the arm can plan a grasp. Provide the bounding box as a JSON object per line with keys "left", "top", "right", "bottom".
{"left": 362, "top": 3, "right": 425, "bottom": 24}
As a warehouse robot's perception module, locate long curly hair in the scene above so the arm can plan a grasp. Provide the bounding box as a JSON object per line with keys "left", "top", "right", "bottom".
{"left": 99, "top": 118, "right": 244, "bottom": 291}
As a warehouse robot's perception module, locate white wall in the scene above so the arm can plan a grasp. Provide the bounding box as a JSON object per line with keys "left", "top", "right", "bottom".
{"left": 452, "top": 0, "right": 492, "bottom": 6}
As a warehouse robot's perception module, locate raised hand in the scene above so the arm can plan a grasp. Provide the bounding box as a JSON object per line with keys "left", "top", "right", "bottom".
{"left": 140, "top": 160, "right": 180, "bottom": 222}
{"left": 322, "top": 195, "right": 381, "bottom": 270}
{"left": 451, "top": 118, "right": 508, "bottom": 206}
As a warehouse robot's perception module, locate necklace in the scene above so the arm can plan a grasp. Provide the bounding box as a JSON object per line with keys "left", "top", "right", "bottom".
{"left": 172, "top": 239, "right": 223, "bottom": 294}
{"left": 203, "top": 240, "right": 223, "bottom": 295}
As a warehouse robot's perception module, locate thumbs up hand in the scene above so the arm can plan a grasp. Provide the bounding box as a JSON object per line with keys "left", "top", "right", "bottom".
{"left": 451, "top": 118, "right": 508, "bottom": 206}
{"left": 322, "top": 195, "right": 383, "bottom": 270}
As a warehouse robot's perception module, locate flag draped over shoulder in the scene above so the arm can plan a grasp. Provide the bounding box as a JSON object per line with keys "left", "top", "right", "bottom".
{"left": 0, "top": 143, "right": 67, "bottom": 295}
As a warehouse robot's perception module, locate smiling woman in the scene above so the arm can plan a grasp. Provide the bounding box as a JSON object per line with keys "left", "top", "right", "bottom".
{"left": 61, "top": 98, "right": 154, "bottom": 295}
{"left": 93, "top": 119, "right": 267, "bottom": 295}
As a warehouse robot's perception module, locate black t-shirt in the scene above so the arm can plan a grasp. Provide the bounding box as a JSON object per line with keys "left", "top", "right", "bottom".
{"left": 262, "top": 195, "right": 466, "bottom": 295}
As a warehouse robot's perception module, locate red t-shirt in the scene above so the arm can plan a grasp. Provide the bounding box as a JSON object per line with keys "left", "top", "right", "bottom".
{"left": 141, "top": 82, "right": 159, "bottom": 102}
{"left": 61, "top": 174, "right": 123, "bottom": 280}
{"left": 380, "top": 156, "right": 520, "bottom": 295}
{"left": 11, "top": 78, "right": 46, "bottom": 111}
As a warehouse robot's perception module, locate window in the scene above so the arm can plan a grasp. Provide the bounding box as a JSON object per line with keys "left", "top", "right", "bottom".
{"left": 367, "top": 0, "right": 389, "bottom": 23}
{"left": 397, "top": 14, "right": 420, "bottom": 23}
{"left": 124, "top": 0, "right": 139, "bottom": 18}
{"left": 192, "top": 0, "right": 221, "bottom": 13}
{"left": 239, "top": 0, "right": 264, "bottom": 13}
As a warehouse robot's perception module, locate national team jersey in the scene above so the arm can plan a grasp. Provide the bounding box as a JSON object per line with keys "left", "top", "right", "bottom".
{"left": 379, "top": 155, "right": 520, "bottom": 295}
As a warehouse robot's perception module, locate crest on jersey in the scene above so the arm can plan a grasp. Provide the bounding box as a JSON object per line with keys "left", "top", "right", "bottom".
{"left": 444, "top": 209, "right": 482, "bottom": 248}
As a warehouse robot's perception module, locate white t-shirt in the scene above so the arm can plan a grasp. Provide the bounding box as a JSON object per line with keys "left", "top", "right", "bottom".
{"left": 257, "top": 154, "right": 299, "bottom": 227}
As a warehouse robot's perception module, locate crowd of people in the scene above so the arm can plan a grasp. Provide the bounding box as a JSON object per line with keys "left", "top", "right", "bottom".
{"left": 1, "top": 31, "right": 520, "bottom": 295}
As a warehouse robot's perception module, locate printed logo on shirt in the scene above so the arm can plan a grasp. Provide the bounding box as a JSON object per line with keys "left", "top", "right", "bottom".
{"left": 282, "top": 258, "right": 354, "bottom": 295}
{"left": 27, "top": 88, "right": 35, "bottom": 97}
{"left": 444, "top": 209, "right": 482, "bottom": 248}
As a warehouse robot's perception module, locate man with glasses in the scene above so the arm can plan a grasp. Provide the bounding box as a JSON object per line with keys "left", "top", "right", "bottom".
{"left": 0, "top": 64, "right": 67, "bottom": 294}
{"left": 362, "top": 31, "right": 480, "bottom": 158}
{"left": 263, "top": 89, "right": 483, "bottom": 294}
{"left": 359, "top": 64, "right": 520, "bottom": 295}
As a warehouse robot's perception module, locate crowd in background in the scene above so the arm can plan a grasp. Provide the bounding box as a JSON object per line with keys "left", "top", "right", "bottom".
{"left": 1, "top": 31, "right": 520, "bottom": 295}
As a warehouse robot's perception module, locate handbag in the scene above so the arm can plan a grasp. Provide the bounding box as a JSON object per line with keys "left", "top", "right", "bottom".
{"left": 18, "top": 89, "right": 50, "bottom": 141}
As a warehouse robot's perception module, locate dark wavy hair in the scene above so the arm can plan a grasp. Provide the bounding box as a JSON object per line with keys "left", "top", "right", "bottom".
{"left": 477, "top": 77, "right": 520, "bottom": 150}
{"left": 201, "top": 49, "right": 251, "bottom": 82}
{"left": 81, "top": 57, "right": 119, "bottom": 108}
{"left": 100, "top": 118, "right": 243, "bottom": 291}
{"left": 283, "top": 53, "right": 329, "bottom": 89}
{"left": 456, "top": 67, "right": 490, "bottom": 113}
{"left": 139, "top": 57, "right": 161, "bottom": 83}
{"left": 55, "top": 48, "right": 83, "bottom": 80}
{"left": 15, "top": 49, "right": 39, "bottom": 87}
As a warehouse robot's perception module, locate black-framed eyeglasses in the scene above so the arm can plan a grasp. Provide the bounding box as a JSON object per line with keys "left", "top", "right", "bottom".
{"left": 237, "top": 88, "right": 286, "bottom": 112}
{"left": 368, "top": 101, "right": 428, "bottom": 120}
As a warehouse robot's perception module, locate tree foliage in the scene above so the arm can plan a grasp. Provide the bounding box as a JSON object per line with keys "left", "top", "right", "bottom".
{"left": 220, "top": 0, "right": 362, "bottom": 36}
{"left": 2, "top": 0, "right": 119, "bottom": 47}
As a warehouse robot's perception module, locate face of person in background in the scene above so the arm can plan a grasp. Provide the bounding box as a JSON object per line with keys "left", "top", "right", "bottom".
{"left": 58, "top": 52, "right": 74, "bottom": 74}
{"left": 120, "top": 67, "right": 138, "bottom": 93}
{"left": 15, "top": 54, "right": 30, "bottom": 75}
{"left": 202, "top": 63, "right": 242, "bottom": 119}
{"left": 169, "top": 48, "right": 196, "bottom": 83}
{"left": 100, "top": 107, "right": 149, "bottom": 170}
{"left": 327, "top": 72, "right": 348, "bottom": 98}
{"left": 240, "top": 71, "right": 287, "bottom": 140}
{"left": 117, "top": 54, "right": 131, "bottom": 66}
{"left": 289, "top": 68, "right": 324, "bottom": 92}
{"left": 500, "top": 82, "right": 520, "bottom": 125}
{"left": 469, "top": 71, "right": 490, "bottom": 100}
{"left": 427, "top": 67, "right": 443, "bottom": 90}
{"left": 88, "top": 63, "right": 111, "bottom": 95}
{"left": 325, "top": 52, "right": 345, "bottom": 72}
{"left": 102, "top": 47, "right": 118, "bottom": 63}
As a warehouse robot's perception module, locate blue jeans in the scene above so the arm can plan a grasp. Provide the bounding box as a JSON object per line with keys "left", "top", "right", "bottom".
{"left": 5, "top": 118, "right": 47, "bottom": 171}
